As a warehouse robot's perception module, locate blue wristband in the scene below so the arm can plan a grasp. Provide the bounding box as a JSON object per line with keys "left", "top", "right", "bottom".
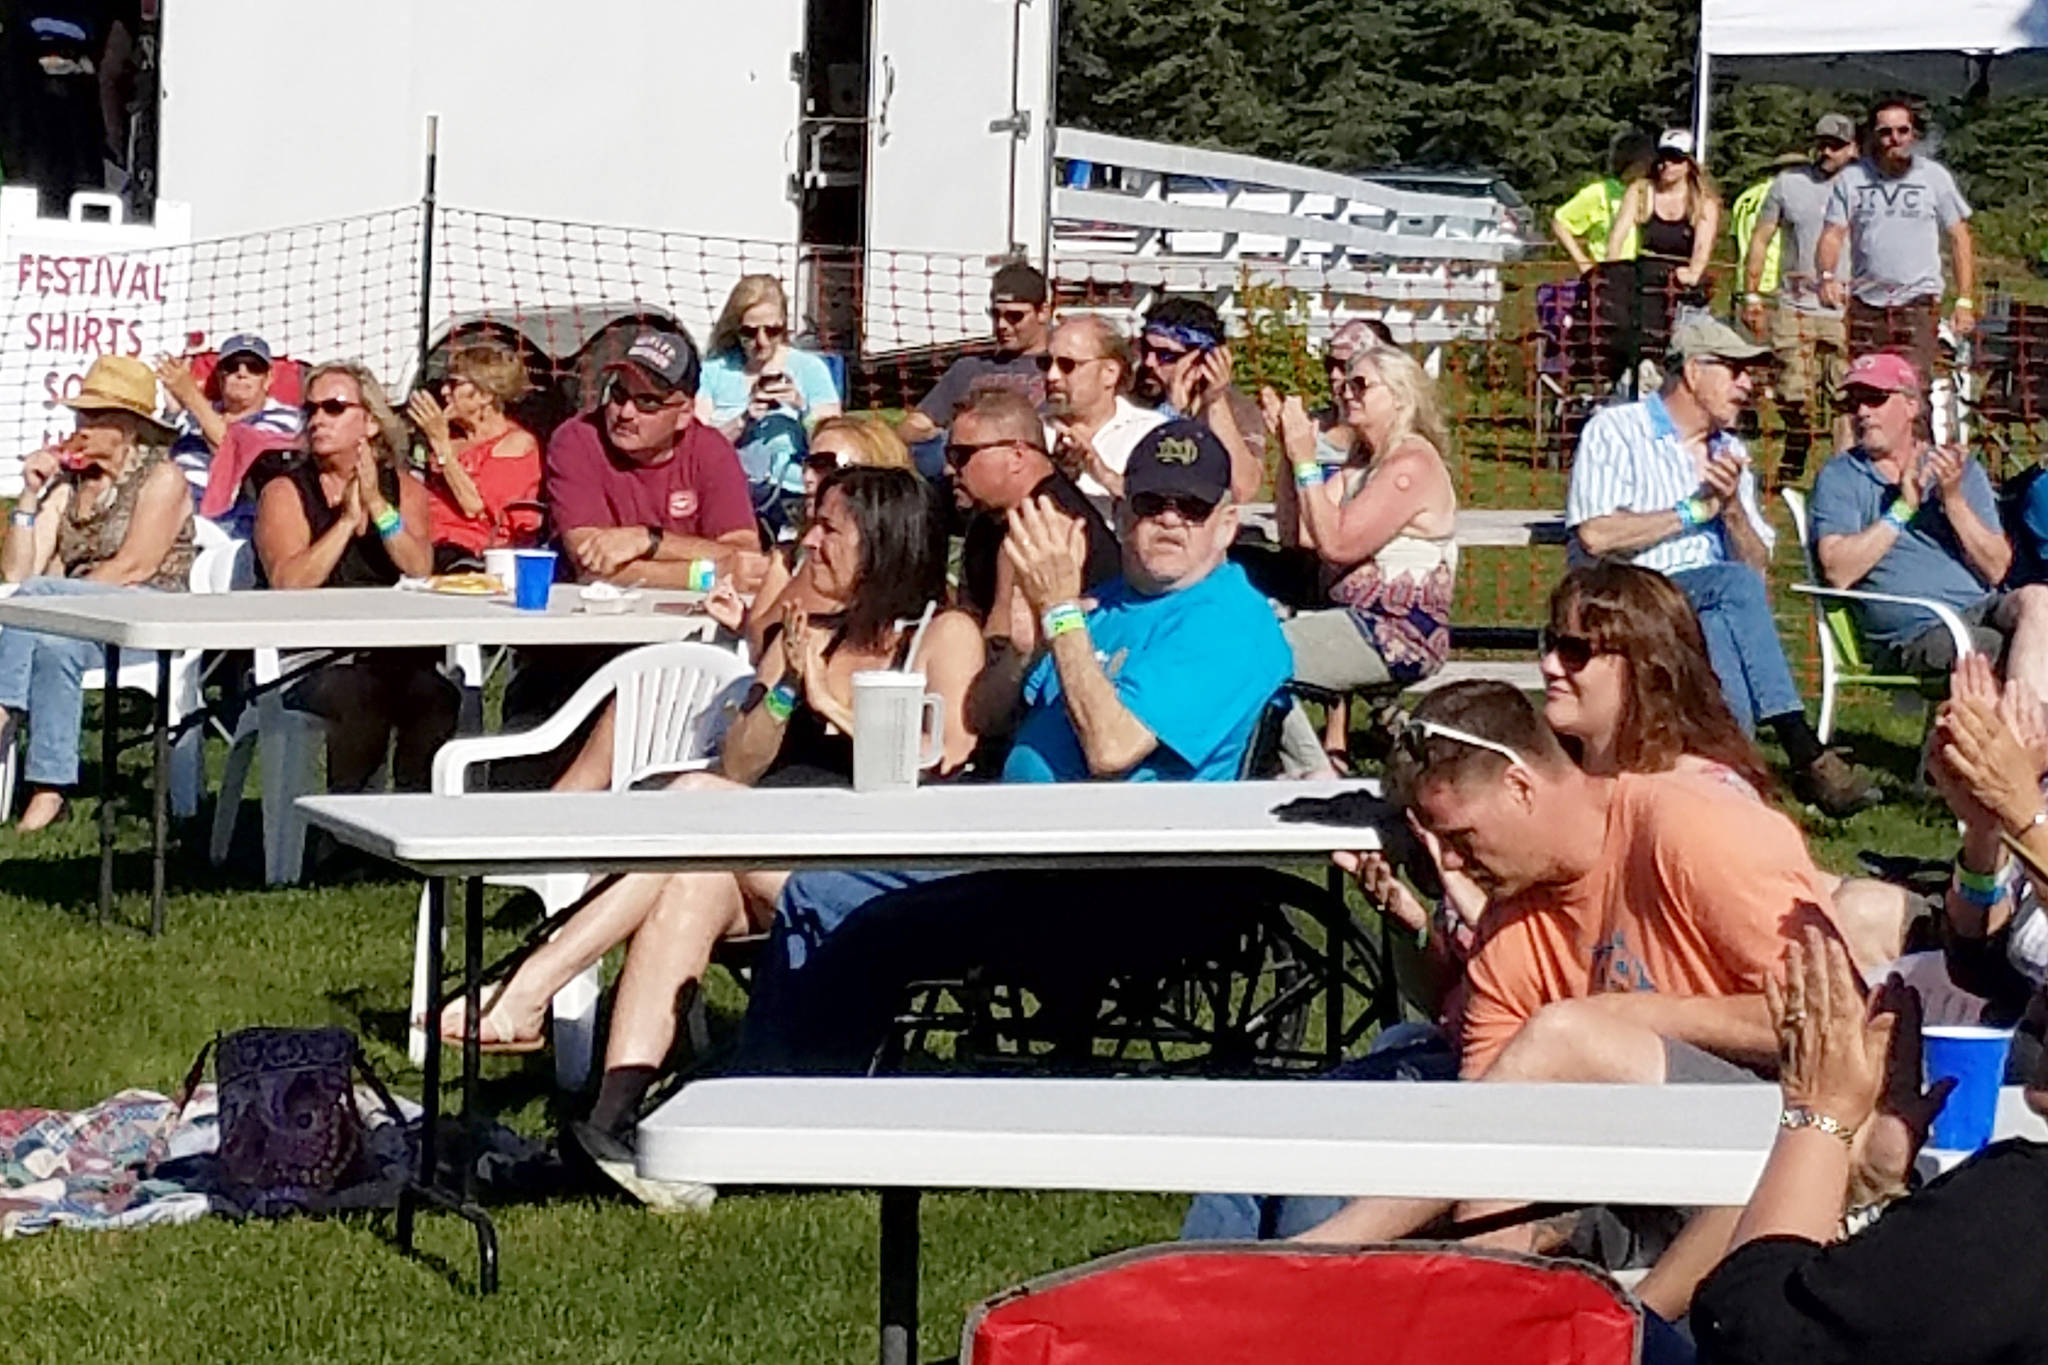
{"left": 761, "top": 681, "right": 797, "bottom": 723}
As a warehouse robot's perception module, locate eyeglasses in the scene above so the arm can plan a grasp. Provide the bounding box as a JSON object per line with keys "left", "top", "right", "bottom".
{"left": 1816, "top": 138, "right": 1852, "bottom": 152}
{"left": 740, "top": 323, "right": 787, "bottom": 341}
{"left": 1129, "top": 490, "right": 1218, "bottom": 523}
{"left": 302, "top": 398, "right": 361, "bottom": 418}
{"left": 218, "top": 356, "right": 269, "bottom": 377}
{"left": 1538, "top": 626, "right": 1601, "bottom": 673}
{"left": 1396, "top": 718, "right": 1533, "bottom": 775}
{"left": 945, "top": 437, "right": 1035, "bottom": 469}
{"left": 1141, "top": 340, "right": 1194, "bottom": 364}
{"left": 1341, "top": 376, "right": 1384, "bottom": 399}
{"left": 602, "top": 374, "right": 672, "bottom": 414}
{"left": 1036, "top": 353, "right": 1102, "bottom": 375}
{"left": 990, "top": 306, "right": 1037, "bottom": 326}
{"left": 1843, "top": 386, "right": 1895, "bottom": 411}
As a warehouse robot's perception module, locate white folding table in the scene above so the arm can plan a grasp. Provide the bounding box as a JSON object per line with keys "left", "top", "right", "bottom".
{"left": 638, "top": 1076, "right": 2048, "bottom": 1365}
{"left": 296, "top": 780, "right": 1393, "bottom": 1292}
{"left": 0, "top": 584, "right": 717, "bottom": 931}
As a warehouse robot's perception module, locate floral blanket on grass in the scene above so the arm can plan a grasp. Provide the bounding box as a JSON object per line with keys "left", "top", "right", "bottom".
{"left": 0, "top": 1084, "right": 421, "bottom": 1238}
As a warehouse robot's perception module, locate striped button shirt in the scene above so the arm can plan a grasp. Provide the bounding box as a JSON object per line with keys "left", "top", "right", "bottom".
{"left": 1564, "top": 394, "right": 1773, "bottom": 575}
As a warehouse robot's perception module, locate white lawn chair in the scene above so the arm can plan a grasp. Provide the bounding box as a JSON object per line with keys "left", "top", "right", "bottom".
{"left": 0, "top": 523, "right": 229, "bottom": 822}
{"left": 1782, "top": 487, "right": 1973, "bottom": 777}
{"left": 408, "top": 640, "right": 753, "bottom": 1089}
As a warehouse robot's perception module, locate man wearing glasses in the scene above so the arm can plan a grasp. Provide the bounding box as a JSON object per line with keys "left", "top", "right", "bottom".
{"left": 1131, "top": 296, "right": 1266, "bottom": 504}
{"left": 1816, "top": 97, "right": 1975, "bottom": 385}
{"left": 950, "top": 386, "right": 1120, "bottom": 635}
{"left": 895, "top": 262, "right": 1053, "bottom": 450}
{"left": 1569, "top": 313, "right": 1880, "bottom": 815}
{"left": 544, "top": 326, "right": 764, "bottom": 592}
{"left": 1809, "top": 351, "right": 2046, "bottom": 696}
{"left": 1740, "top": 114, "right": 1861, "bottom": 484}
{"left": 730, "top": 420, "right": 1292, "bottom": 1075}
{"left": 1042, "top": 315, "right": 1164, "bottom": 518}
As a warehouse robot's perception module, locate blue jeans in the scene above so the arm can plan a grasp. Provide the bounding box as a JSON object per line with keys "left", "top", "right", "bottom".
{"left": 1178, "top": 1022, "right": 1460, "bottom": 1241}
{"left": 0, "top": 577, "right": 133, "bottom": 787}
{"left": 1668, "top": 562, "right": 1802, "bottom": 732}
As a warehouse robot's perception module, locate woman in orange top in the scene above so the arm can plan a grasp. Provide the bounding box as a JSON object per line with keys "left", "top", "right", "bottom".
{"left": 406, "top": 342, "right": 541, "bottom": 571}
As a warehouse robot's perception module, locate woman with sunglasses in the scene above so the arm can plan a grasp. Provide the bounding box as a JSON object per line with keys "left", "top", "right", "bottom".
{"left": 442, "top": 468, "right": 983, "bottom": 1188}
{"left": 695, "top": 275, "right": 843, "bottom": 531}
{"left": 1270, "top": 342, "right": 1459, "bottom": 768}
{"left": 0, "top": 356, "right": 194, "bottom": 833}
{"left": 404, "top": 342, "right": 542, "bottom": 572}
{"left": 252, "top": 361, "right": 455, "bottom": 796}
{"left": 1607, "top": 131, "right": 1722, "bottom": 377}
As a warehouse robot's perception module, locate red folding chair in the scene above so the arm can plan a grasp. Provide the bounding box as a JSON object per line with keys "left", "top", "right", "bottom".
{"left": 964, "top": 1243, "right": 1641, "bottom": 1365}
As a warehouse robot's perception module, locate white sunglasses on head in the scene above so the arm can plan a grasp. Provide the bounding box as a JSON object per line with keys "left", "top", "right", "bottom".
{"left": 1399, "top": 718, "right": 1534, "bottom": 776}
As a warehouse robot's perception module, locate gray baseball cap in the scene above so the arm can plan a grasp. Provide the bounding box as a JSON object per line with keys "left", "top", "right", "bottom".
{"left": 1668, "top": 311, "right": 1769, "bottom": 365}
{"left": 1814, "top": 113, "right": 1856, "bottom": 144}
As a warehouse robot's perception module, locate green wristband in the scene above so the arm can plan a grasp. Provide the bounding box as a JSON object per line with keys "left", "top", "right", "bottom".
{"left": 1042, "top": 602, "right": 1087, "bottom": 640}
{"left": 373, "top": 506, "right": 402, "bottom": 538}
{"left": 761, "top": 681, "right": 797, "bottom": 723}
{"left": 1882, "top": 499, "right": 1914, "bottom": 531}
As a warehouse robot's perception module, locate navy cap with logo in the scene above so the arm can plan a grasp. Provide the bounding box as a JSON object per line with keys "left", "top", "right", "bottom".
{"left": 604, "top": 327, "right": 699, "bottom": 395}
{"left": 216, "top": 332, "right": 272, "bottom": 366}
{"left": 1123, "top": 419, "right": 1232, "bottom": 504}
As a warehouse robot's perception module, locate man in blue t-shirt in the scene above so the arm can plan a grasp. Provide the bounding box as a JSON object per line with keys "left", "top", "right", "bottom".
{"left": 1807, "top": 351, "right": 2048, "bottom": 698}
{"left": 733, "top": 420, "right": 1293, "bottom": 1073}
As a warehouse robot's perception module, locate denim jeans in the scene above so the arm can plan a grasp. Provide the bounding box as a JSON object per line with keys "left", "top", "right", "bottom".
{"left": 0, "top": 577, "right": 134, "bottom": 787}
{"left": 732, "top": 867, "right": 1255, "bottom": 1076}
{"left": 1178, "top": 1022, "right": 1460, "bottom": 1241}
{"left": 1668, "top": 562, "right": 1802, "bottom": 732}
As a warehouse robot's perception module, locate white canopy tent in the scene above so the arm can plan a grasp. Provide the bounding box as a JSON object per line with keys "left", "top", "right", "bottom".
{"left": 1694, "top": 0, "right": 2048, "bottom": 154}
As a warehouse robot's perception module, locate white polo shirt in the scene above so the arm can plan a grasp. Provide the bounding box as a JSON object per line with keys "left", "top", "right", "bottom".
{"left": 1058, "top": 396, "right": 1166, "bottom": 520}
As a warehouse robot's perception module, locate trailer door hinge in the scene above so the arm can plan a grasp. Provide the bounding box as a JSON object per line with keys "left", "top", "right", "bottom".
{"left": 989, "top": 111, "right": 1031, "bottom": 139}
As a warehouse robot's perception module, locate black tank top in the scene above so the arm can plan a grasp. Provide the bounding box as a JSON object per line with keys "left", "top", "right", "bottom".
{"left": 1641, "top": 208, "right": 1695, "bottom": 265}
{"left": 253, "top": 453, "right": 404, "bottom": 589}
{"left": 756, "top": 617, "right": 915, "bottom": 788}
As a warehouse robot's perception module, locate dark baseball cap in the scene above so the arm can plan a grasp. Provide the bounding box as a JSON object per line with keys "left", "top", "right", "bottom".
{"left": 991, "top": 262, "right": 1048, "bottom": 305}
{"left": 1124, "top": 419, "right": 1232, "bottom": 504}
{"left": 603, "top": 328, "right": 697, "bottom": 393}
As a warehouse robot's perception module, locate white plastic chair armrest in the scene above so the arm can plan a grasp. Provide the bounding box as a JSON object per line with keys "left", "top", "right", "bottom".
{"left": 1790, "top": 584, "right": 1976, "bottom": 661}
{"left": 628, "top": 756, "right": 718, "bottom": 787}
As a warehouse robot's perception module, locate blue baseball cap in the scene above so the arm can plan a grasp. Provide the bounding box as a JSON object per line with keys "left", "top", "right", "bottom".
{"left": 217, "top": 333, "right": 273, "bottom": 366}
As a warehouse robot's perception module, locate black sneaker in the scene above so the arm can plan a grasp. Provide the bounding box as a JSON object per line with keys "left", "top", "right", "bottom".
{"left": 1793, "top": 749, "right": 1883, "bottom": 817}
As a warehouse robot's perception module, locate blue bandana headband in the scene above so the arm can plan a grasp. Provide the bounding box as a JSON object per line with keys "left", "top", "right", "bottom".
{"left": 1144, "top": 321, "right": 1221, "bottom": 352}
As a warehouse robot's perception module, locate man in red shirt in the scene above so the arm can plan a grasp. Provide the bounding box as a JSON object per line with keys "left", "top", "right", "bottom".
{"left": 546, "top": 327, "right": 767, "bottom": 590}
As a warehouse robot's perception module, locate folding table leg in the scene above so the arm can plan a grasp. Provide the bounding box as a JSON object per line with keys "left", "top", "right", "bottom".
{"left": 878, "top": 1187, "right": 921, "bottom": 1365}
{"left": 150, "top": 651, "right": 170, "bottom": 936}
{"left": 1323, "top": 863, "right": 1345, "bottom": 1067}
{"left": 462, "top": 876, "right": 484, "bottom": 1206}
{"left": 400, "top": 876, "right": 447, "bottom": 1252}
{"left": 97, "top": 644, "right": 120, "bottom": 925}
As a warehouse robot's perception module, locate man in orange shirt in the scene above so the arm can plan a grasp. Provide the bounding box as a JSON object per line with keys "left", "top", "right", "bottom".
{"left": 1298, "top": 680, "right": 1835, "bottom": 1247}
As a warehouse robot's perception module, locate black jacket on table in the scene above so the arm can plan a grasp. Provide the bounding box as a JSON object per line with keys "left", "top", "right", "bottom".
{"left": 1692, "top": 1139, "right": 2048, "bottom": 1365}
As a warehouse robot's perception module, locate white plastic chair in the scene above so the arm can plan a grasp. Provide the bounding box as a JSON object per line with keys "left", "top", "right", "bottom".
{"left": 1782, "top": 487, "right": 1973, "bottom": 775}
{"left": 0, "top": 525, "right": 227, "bottom": 822}
{"left": 407, "top": 640, "right": 753, "bottom": 1089}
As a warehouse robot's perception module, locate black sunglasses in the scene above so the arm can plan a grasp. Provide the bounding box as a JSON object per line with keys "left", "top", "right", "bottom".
{"left": 1538, "top": 626, "right": 1600, "bottom": 673}
{"left": 602, "top": 374, "right": 672, "bottom": 414}
{"left": 1843, "top": 386, "right": 1895, "bottom": 411}
{"left": 945, "top": 437, "right": 1035, "bottom": 469}
{"left": 990, "top": 306, "right": 1037, "bottom": 326}
{"left": 740, "top": 323, "right": 786, "bottom": 341}
{"left": 1035, "top": 353, "right": 1100, "bottom": 375}
{"left": 1141, "top": 339, "right": 1195, "bottom": 364}
{"left": 1129, "top": 490, "right": 1218, "bottom": 523}
{"left": 218, "top": 355, "right": 269, "bottom": 377}
{"left": 301, "top": 398, "right": 361, "bottom": 418}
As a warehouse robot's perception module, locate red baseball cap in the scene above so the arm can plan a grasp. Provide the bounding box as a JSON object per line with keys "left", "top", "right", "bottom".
{"left": 1840, "top": 352, "right": 1922, "bottom": 396}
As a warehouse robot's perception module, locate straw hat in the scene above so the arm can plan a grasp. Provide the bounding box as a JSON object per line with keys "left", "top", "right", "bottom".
{"left": 63, "top": 356, "right": 177, "bottom": 440}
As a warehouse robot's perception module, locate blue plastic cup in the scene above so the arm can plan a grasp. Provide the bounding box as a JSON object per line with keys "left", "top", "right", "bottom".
{"left": 512, "top": 549, "right": 557, "bottom": 611}
{"left": 1923, "top": 1025, "right": 2014, "bottom": 1153}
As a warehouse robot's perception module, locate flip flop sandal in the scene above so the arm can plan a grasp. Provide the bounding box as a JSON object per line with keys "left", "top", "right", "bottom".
{"left": 433, "top": 989, "right": 546, "bottom": 1054}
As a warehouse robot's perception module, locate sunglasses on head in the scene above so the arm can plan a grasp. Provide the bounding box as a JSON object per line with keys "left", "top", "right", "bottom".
{"left": 990, "top": 305, "right": 1037, "bottom": 326}
{"left": 1036, "top": 353, "right": 1100, "bottom": 375}
{"left": 218, "top": 355, "right": 268, "bottom": 377}
{"left": 740, "top": 323, "right": 786, "bottom": 341}
{"left": 302, "top": 398, "right": 361, "bottom": 418}
{"left": 602, "top": 373, "right": 672, "bottom": 414}
{"left": 1129, "top": 490, "right": 1218, "bottom": 523}
{"left": 804, "top": 448, "right": 851, "bottom": 470}
{"left": 1538, "top": 626, "right": 1601, "bottom": 672}
{"left": 1396, "top": 718, "right": 1533, "bottom": 775}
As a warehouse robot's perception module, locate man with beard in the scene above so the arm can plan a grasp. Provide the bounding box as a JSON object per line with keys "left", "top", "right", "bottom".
{"left": 1041, "top": 314, "right": 1163, "bottom": 518}
{"left": 1132, "top": 296, "right": 1266, "bottom": 503}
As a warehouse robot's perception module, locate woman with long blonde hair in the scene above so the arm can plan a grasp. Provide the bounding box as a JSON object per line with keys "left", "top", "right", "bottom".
{"left": 1271, "top": 342, "right": 1459, "bottom": 769}
{"left": 695, "top": 274, "right": 843, "bottom": 530}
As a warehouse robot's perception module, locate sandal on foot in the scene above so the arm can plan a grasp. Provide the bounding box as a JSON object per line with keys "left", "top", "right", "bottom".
{"left": 433, "top": 992, "right": 545, "bottom": 1054}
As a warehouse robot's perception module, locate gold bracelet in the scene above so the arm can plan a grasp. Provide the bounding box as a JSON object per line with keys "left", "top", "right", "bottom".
{"left": 1779, "top": 1106, "right": 1857, "bottom": 1145}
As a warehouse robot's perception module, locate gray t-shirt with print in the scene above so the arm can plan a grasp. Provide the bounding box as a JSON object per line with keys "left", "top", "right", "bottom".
{"left": 1762, "top": 164, "right": 1844, "bottom": 314}
{"left": 1823, "top": 155, "right": 1971, "bottom": 307}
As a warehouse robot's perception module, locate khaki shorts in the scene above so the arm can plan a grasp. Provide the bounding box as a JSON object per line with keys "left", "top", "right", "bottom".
{"left": 1768, "top": 304, "right": 1848, "bottom": 408}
